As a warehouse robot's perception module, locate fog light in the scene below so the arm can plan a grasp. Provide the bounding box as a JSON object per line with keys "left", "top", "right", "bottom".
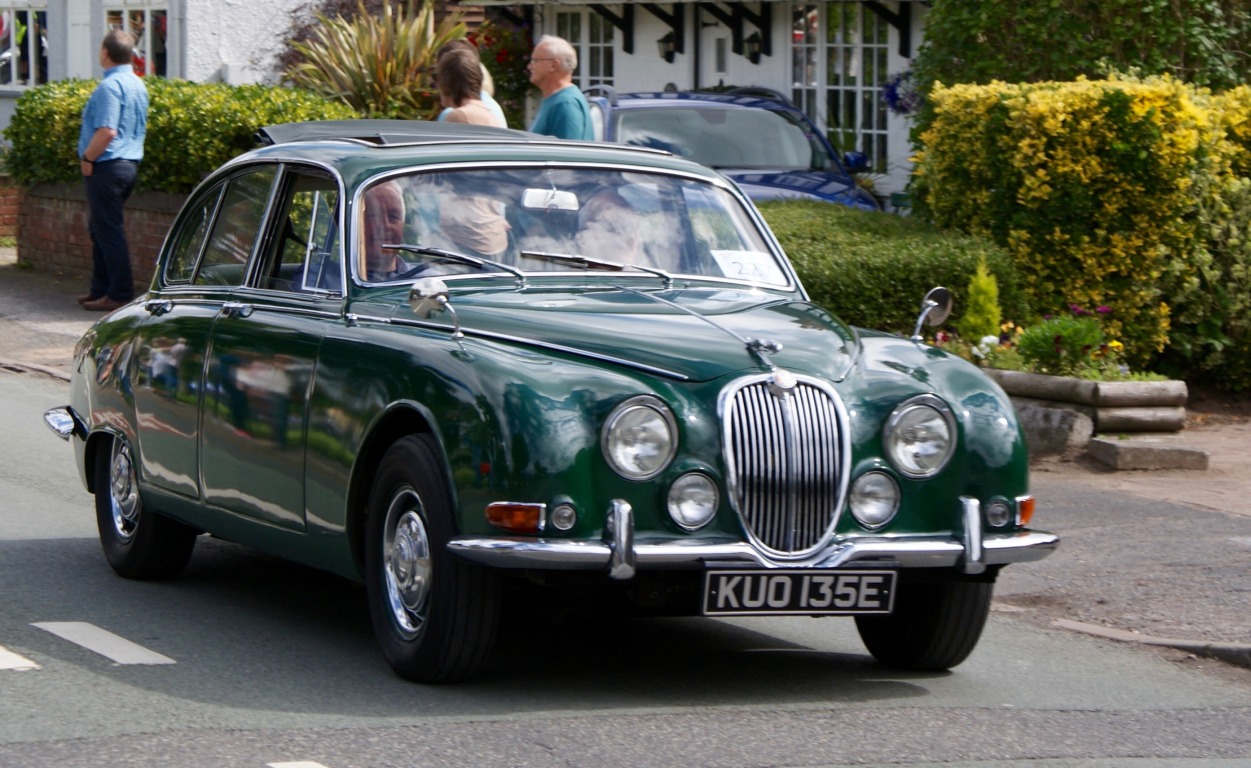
{"left": 486, "top": 502, "right": 546, "bottom": 534}
{"left": 849, "top": 471, "right": 899, "bottom": 529}
{"left": 667, "top": 473, "right": 718, "bottom": 530}
{"left": 986, "top": 500, "right": 1012, "bottom": 528}
{"left": 550, "top": 503, "right": 577, "bottom": 531}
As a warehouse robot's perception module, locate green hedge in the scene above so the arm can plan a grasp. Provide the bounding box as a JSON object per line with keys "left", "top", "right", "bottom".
{"left": 3, "top": 79, "right": 356, "bottom": 194}
{"left": 759, "top": 200, "right": 1028, "bottom": 335}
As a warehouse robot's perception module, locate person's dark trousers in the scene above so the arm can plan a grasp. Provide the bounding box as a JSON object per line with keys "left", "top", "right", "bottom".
{"left": 85, "top": 159, "right": 139, "bottom": 302}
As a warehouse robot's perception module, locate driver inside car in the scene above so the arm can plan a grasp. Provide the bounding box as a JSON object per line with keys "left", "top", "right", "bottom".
{"left": 360, "top": 181, "right": 413, "bottom": 281}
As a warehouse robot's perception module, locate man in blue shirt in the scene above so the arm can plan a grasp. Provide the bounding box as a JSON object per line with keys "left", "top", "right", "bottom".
{"left": 77, "top": 30, "right": 148, "bottom": 312}
{"left": 527, "top": 35, "right": 593, "bottom": 141}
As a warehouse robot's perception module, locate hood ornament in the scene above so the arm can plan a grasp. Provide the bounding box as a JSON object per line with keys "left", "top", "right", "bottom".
{"left": 768, "top": 368, "right": 797, "bottom": 397}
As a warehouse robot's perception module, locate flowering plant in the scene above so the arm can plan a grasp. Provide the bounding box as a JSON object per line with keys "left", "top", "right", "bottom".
{"left": 936, "top": 305, "right": 1143, "bottom": 381}
{"left": 882, "top": 70, "right": 921, "bottom": 115}
{"left": 469, "top": 20, "right": 532, "bottom": 129}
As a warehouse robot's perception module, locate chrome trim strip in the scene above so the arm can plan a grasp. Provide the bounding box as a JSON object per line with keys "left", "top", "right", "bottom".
{"left": 447, "top": 530, "right": 1059, "bottom": 572}
{"left": 961, "top": 496, "right": 986, "bottom": 575}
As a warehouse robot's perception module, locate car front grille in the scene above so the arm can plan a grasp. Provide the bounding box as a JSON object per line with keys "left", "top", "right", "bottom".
{"left": 722, "top": 374, "right": 849, "bottom": 558}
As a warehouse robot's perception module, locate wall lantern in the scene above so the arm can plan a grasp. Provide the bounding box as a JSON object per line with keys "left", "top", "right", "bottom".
{"left": 657, "top": 32, "right": 677, "bottom": 63}
{"left": 743, "top": 32, "right": 763, "bottom": 64}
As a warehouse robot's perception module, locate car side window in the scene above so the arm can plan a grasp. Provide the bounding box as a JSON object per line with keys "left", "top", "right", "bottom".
{"left": 256, "top": 168, "right": 341, "bottom": 294}
{"left": 193, "top": 167, "right": 277, "bottom": 287}
{"left": 163, "top": 185, "right": 224, "bottom": 284}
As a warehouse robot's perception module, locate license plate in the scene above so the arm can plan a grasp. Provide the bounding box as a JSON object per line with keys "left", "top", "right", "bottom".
{"left": 703, "top": 569, "right": 896, "bottom": 616}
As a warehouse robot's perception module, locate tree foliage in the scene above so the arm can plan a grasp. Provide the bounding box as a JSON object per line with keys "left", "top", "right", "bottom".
{"left": 913, "top": 0, "right": 1251, "bottom": 96}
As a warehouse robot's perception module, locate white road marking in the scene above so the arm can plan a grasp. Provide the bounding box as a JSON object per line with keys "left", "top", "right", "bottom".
{"left": 268, "top": 763, "right": 332, "bottom": 768}
{"left": 31, "top": 622, "right": 176, "bottom": 665}
{"left": 0, "top": 644, "right": 40, "bottom": 670}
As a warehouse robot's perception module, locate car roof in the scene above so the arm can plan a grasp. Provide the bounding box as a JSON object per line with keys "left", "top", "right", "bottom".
{"left": 590, "top": 90, "right": 806, "bottom": 114}
{"left": 230, "top": 120, "right": 729, "bottom": 190}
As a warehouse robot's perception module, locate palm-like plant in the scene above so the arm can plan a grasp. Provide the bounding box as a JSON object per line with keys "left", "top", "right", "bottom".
{"left": 284, "top": 0, "right": 467, "bottom": 119}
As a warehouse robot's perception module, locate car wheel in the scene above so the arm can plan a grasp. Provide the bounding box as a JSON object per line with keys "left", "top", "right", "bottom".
{"left": 854, "top": 580, "right": 992, "bottom": 671}
{"left": 95, "top": 436, "right": 197, "bottom": 580}
{"left": 365, "top": 434, "right": 500, "bottom": 683}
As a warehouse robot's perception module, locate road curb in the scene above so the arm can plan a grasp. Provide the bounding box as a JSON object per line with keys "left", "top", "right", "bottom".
{"left": 1053, "top": 618, "right": 1251, "bottom": 668}
{"left": 0, "top": 357, "right": 70, "bottom": 383}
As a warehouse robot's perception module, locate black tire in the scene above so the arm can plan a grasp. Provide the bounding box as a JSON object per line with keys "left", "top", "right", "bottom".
{"left": 855, "top": 580, "right": 992, "bottom": 671}
{"left": 365, "top": 434, "right": 501, "bottom": 683}
{"left": 94, "top": 436, "right": 197, "bottom": 580}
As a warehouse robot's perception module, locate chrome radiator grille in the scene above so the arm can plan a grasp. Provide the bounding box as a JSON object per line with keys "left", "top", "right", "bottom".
{"left": 722, "top": 375, "right": 848, "bottom": 557}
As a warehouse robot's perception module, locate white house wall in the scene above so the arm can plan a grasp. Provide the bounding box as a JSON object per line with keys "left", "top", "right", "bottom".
{"left": 182, "top": 0, "right": 303, "bottom": 84}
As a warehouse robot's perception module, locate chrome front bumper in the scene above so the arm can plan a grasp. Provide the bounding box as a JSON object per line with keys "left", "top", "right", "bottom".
{"left": 448, "top": 498, "right": 1060, "bottom": 580}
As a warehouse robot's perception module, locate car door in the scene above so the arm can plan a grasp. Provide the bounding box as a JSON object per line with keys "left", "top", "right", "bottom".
{"left": 130, "top": 174, "right": 238, "bottom": 499}
{"left": 198, "top": 164, "right": 342, "bottom": 532}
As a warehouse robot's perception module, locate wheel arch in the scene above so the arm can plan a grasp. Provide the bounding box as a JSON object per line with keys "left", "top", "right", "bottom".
{"left": 347, "top": 402, "right": 450, "bottom": 575}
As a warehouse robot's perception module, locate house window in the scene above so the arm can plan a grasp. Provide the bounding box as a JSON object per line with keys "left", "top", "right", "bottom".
{"left": 106, "top": 4, "right": 167, "bottom": 77}
{"left": 790, "top": 1, "right": 889, "bottom": 173}
{"left": 0, "top": 5, "right": 48, "bottom": 87}
{"left": 555, "top": 9, "right": 614, "bottom": 88}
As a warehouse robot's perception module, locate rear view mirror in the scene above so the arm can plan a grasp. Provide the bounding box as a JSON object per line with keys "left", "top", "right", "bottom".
{"left": 522, "top": 188, "right": 581, "bottom": 212}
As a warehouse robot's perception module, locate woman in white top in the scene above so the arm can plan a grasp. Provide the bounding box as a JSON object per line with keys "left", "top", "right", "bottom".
{"left": 438, "top": 48, "right": 505, "bottom": 128}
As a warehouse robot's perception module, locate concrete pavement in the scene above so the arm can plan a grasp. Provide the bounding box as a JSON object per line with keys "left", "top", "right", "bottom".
{"left": 3, "top": 246, "right": 1249, "bottom": 669}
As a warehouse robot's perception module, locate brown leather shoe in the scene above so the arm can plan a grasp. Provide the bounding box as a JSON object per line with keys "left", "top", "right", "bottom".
{"left": 82, "top": 296, "right": 125, "bottom": 312}
{"left": 76, "top": 293, "right": 101, "bottom": 305}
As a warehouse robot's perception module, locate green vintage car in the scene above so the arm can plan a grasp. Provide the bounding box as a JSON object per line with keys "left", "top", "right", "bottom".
{"left": 45, "top": 121, "right": 1057, "bottom": 683}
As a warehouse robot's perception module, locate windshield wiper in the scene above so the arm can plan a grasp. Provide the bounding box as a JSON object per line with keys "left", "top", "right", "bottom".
{"left": 519, "top": 250, "right": 673, "bottom": 289}
{"left": 383, "top": 243, "right": 527, "bottom": 288}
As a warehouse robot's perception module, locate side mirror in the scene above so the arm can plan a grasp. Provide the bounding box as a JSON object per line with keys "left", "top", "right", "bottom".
{"left": 910, "top": 286, "right": 953, "bottom": 341}
{"left": 842, "top": 151, "right": 869, "bottom": 173}
{"left": 409, "top": 277, "right": 465, "bottom": 340}
{"left": 408, "top": 277, "right": 450, "bottom": 319}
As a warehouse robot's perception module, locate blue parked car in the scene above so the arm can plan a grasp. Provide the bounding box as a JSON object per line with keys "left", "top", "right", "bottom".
{"left": 587, "top": 88, "right": 880, "bottom": 211}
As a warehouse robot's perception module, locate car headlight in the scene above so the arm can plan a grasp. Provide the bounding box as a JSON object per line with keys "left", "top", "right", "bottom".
{"left": 883, "top": 395, "right": 956, "bottom": 478}
{"left": 849, "top": 471, "right": 900, "bottom": 529}
{"left": 602, "top": 396, "right": 677, "bottom": 480}
{"left": 667, "top": 473, "right": 718, "bottom": 530}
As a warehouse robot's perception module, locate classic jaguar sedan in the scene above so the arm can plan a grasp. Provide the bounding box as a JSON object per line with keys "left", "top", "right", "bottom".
{"left": 46, "top": 120, "right": 1057, "bottom": 683}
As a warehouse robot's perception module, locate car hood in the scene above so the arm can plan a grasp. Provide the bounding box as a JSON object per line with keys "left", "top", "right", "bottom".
{"left": 721, "top": 169, "right": 864, "bottom": 207}
{"left": 429, "top": 286, "right": 858, "bottom": 383}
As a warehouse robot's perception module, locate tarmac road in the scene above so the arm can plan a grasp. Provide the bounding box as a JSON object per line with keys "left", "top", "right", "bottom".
{"left": 3, "top": 248, "right": 1249, "bottom": 675}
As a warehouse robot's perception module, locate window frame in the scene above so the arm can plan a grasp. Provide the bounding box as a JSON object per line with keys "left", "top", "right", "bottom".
{"left": 0, "top": 3, "right": 49, "bottom": 89}
{"left": 104, "top": 2, "right": 168, "bottom": 78}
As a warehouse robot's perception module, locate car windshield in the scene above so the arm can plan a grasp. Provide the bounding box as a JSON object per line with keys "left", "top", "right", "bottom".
{"left": 356, "top": 167, "right": 790, "bottom": 287}
{"left": 613, "top": 106, "right": 833, "bottom": 171}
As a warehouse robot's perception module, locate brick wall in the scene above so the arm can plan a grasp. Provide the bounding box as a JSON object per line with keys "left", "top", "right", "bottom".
{"left": 0, "top": 175, "right": 18, "bottom": 238}
{"left": 17, "top": 183, "right": 185, "bottom": 292}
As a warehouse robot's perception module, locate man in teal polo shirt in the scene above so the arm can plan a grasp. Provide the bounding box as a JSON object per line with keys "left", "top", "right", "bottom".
{"left": 526, "top": 35, "right": 593, "bottom": 141}
{"left": 77, "top": 29, "right": 148, "bottom": 312}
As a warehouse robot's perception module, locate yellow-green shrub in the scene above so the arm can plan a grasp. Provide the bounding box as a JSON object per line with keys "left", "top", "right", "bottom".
{"left": 3, "top": 79, "right": 356, "bottom": 194}
{"left": 912, "top": 75, "right": 1224, "bottom": 369}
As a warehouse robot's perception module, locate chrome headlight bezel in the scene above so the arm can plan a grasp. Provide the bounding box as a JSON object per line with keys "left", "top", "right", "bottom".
{"left": 883, "top": 394, "right": 957, "bottom": 478}
{"left": 601, "top": 395, "right": 678, "bottom": 481}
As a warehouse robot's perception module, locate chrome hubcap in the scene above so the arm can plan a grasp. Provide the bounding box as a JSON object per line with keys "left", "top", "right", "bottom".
{"left": 109, "top": 442, "right": 141, "bottom": 542}
{"left": 383, "top": 488, "right": 432, "bottom": 639}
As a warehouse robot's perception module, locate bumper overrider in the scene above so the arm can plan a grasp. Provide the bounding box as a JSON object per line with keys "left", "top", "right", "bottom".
{"left": 448, "top": 498, "right": 1059, "bottom": 580}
